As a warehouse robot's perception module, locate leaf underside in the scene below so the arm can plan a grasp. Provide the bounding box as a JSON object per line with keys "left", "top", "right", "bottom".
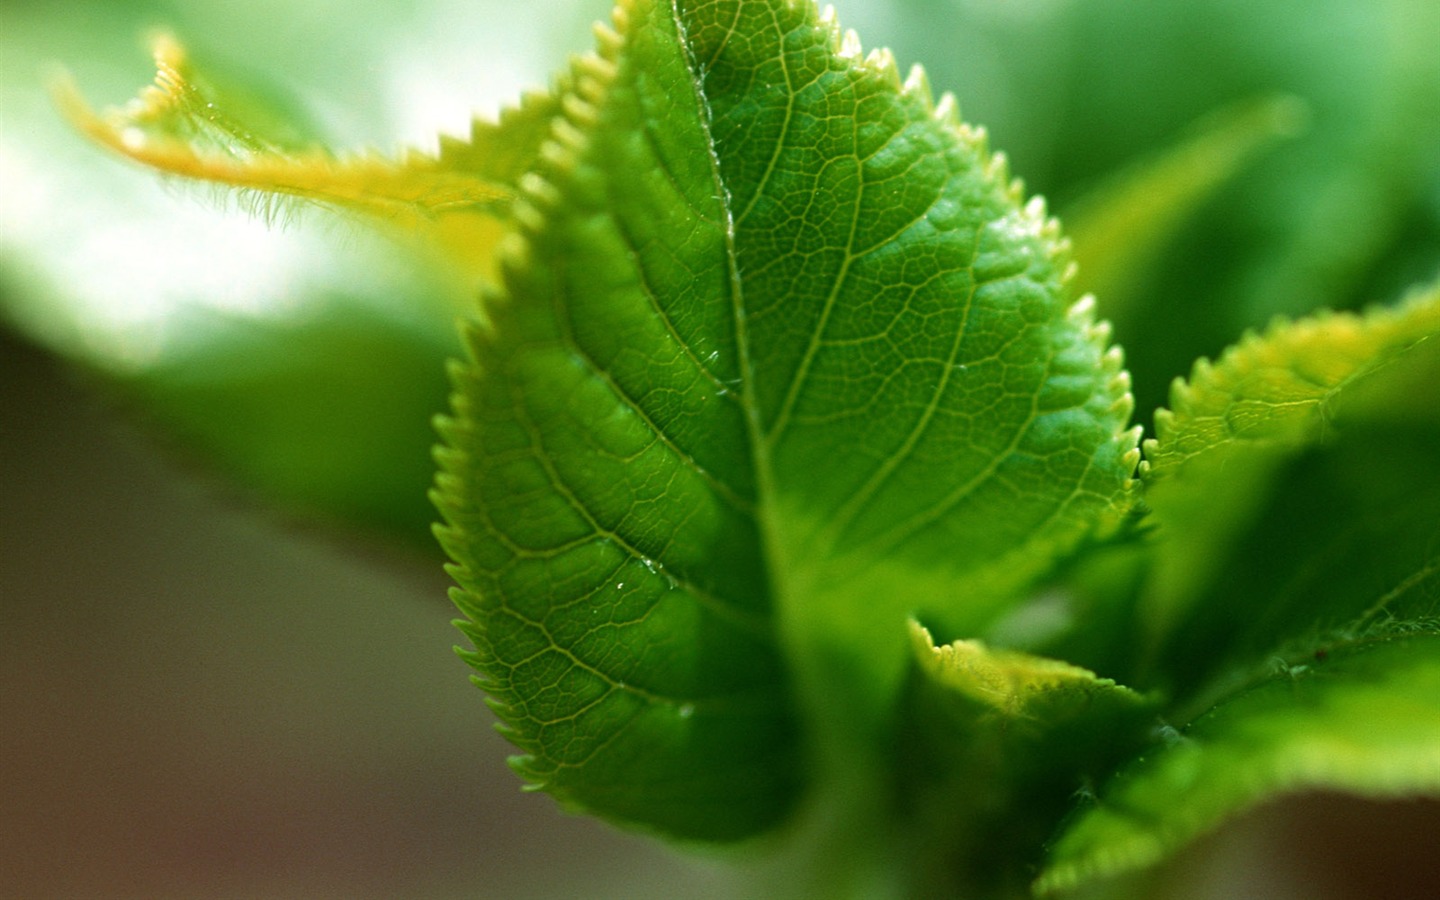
{"left": 434, "top": 0, "right": 1137, "bottom": 840}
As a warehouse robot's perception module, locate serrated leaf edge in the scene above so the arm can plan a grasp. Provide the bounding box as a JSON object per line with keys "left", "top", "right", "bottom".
{"left": 1141, "top": 281, "right": 1440, "bottom": 483}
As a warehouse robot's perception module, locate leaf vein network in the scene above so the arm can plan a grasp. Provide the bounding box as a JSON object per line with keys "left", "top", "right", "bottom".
{"left": 731, "top": 2, "right": 799, "bottom": 228}
{"left": 761, "top": 151, "right": 868, "bottom": 448}
{"left": 860, "top": 376, "right": 1043, "bottom": 558}
{"left": 507, "top": 373, "right": 768, "bottom": 637}
{"left": 607, "top": 208, "right": 743, "bottom": 404}
{"left": 813, "top": 228, "right": 983, "bottom": 550}
{"left": 549, "top": 263, "right": 757, "bottom": 515}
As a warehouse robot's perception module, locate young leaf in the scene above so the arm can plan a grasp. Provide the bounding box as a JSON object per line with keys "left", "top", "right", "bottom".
{"left": 908, "top": 620, "right": 1149, "bottom": 723}
{"left": 435, "top": 0, "right": 1138, "bottom": 841}
{"left": 1144, "top": 282, "right": 1440, "bottom": 482}
{"left": 896, "top": 622, "right": 1155, "bottom": 895}
{"left": 1146, "top": 419, "right": 1440, "bottom": 706}
{"left": 58, "top": 32, "right": 556, "bottom": 278}
{"left": 1135, "top": 282, "right": 1440, "bottom": 649}
{"left": 1036, "top": 634, "right": 1440, "bottom": 895}
{"left": 1035, "top": 286, "right": 1440, "bottom": 891}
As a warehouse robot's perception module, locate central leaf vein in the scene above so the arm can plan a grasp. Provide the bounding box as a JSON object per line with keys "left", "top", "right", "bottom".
{"left": 670, "top": 0, "right": 784, "bottom": 602}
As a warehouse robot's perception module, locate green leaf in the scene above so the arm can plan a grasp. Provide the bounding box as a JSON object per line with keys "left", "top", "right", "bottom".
{"left": 897, "top": 621, "right": 1156, "bottom": 895}
{"left": 26, "top": 27, "right": 577, "bottom": 542}
{"left": 1134, "top": 283, "right": 1440, "bottom": 652}
{"left": 1138, "top": 416, "right": 1440, "bottom": 708}
{"left": 881, "top": 0, "right": 1440, "bottom": 417}
{"left": 1144, "top": 282, "right": 1440, "bottom": 482}
{"left": 1034, "top": 286, "right": 1440, "bottom": 891}
{"left": 434, "top": 0, "right": 1137, "bottom": 840}
{"left": 907, "top": 620, "right": 1150, "bottom": 724}
{"left": 1036, "top": 633, "right": 1440, "bottom": 895}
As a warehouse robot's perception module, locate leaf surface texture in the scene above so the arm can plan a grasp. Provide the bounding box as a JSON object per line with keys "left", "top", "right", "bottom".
{"left": 434, "top": 0, "right": 1137, "bottom": 839}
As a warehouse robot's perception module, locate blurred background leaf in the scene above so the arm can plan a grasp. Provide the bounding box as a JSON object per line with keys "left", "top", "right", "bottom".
{"left": 0, "top": 0, "right": 605, "bottom": 546}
